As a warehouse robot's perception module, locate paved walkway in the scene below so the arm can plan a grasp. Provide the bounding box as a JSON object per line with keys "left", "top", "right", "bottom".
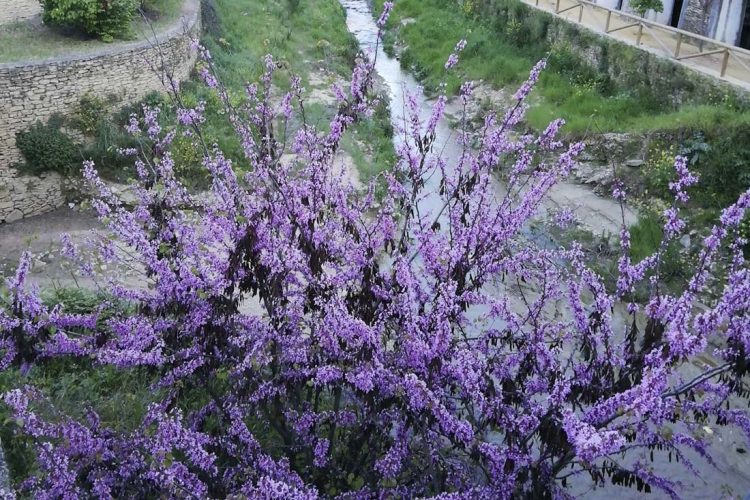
{"left": 523, "top": 0, "right": 750, "bottom": 91}
{"left": 0, "top": 0, "right": 41, "bottom": 25}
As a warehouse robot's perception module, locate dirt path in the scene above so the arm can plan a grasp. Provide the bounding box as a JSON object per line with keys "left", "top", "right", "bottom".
{"left": 0, "top": 207, "right": 103, "bottom": 289}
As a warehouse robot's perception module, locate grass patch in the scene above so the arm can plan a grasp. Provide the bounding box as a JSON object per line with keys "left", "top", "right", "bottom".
{"left": 627, "top": 211, "right": 691, "bottom": 298}
{"left": 200, "top": 0, "right": 358, "bottom": 89}
{"left": 374, "top": 0, "right": 750, "bottom": 136}
{"left": 342, "top": 99, "right": 396, "bottom": 183}
{"left": 0, "top": 0, "right": 184, "bottom": 63}
{"left": 181, "top": 0, "right": 393, "bottom": 179}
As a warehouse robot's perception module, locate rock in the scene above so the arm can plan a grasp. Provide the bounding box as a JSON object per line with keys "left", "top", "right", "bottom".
{"left": 585, "top": 133, "right": 646, "bottom": 163}
{"left": 0, "top": 436, "right": 9, "bottom": 495}
{"left": 307, "top": 70, "right": 350, "bottom": 106}
{"left": 577, "top": 151, "right": 596, "bottom": 162}
{"left": 680, "top": 234, "right": 691, "bottom": 249}
{"left": 625, "top": 159, "right": 644, "bottom": 168}
{"left": 572, "top": 162, "right": 615, "bottom": 188}
{"left": 6, "top": 209, "right": 23, "bottom": 223}
{"left": 107, "top": 183, "right": 138, "bottom": 206}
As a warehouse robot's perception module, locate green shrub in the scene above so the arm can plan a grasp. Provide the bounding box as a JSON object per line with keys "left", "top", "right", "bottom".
{"left": 79, "top": 110, "right": 141, "bottom": 183}
{"left": 39, "top": 0, "right": 139, "bottom": 41}
{"left": 643, "top": 144, "right": 677, "bottom": 199}
{"left": 693, "top": 127, "right": 750, "bottom": 207}
{"left": 628, "top": 211, "right": 688, "bottom": 298}
{"left": 71, "top": 92, "right": 111, "bottom": 136}
{"left": 286, "top": 0, "right": 302, "bottom": 15}
{"left": 740, "top": 214, "right": 750, "bottom": 249}
{"left": 71, "top": 93, "right": 132, "bottom": 181}
{"left": 15, "top": 116, "right": 79, "bottom": 176}
{"left": 171, "top": 134, "right": 210, "bottom": 188}
{"left": 629, "top": 0, "right": 664, "bottom": 17}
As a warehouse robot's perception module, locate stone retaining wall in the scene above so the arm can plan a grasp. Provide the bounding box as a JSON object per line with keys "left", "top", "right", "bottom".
{"left": 541, "top": 10, "right": 748, "bottom": 108}
{"left": 0, "top": 0, "right": 200, "bottom": 223}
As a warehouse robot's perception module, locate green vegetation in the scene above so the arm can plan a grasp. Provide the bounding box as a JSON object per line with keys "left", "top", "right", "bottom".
{"left": 0, "top": 287, "right": 156, "bottom": 484}
{"left": 644, "top": 128, "right": 750, "bottom": 211}
{"left": 374, "top": 0, "right": 750, "bottom": 254}
{"left": 629, "top": 0, "right": 664, "bottom": 18}
{"left": 199, "top": 0, "right": 358, "bottom": 89}
{"left": 628, "top": 211, "right": 691, "bottom": 296}
{"left": 374, "top": 0, "right": 749, "bottom": 136}
{"left": 0, "top": 362, "right": 157, "bottom": 482}
{"left": 40, "top": 0, "right": 139, "bottom": 41}
{"left": 73, "top": 91, "right": 170, "bottom": 183}
{"left": 83, "top": 0, "right": 392, "bottom": 183}
{"left": 182, "top": 0, "right": 358, "bottom": 169}
{"left": 344, "top": 100, "right": 397, "bottom": 183}
{"left": 194, "top": 0, "right": 396, "bottom": 181}
{"left": 15, "top": 115, "right": 78, "bottom": 176}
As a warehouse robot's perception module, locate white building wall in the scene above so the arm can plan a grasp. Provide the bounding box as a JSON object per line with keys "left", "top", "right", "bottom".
{"left": 647, "top": 0, "right": 675, "bottom": 25}
{"left": 714, "top": 0, "right": 744, "bottom": 45}
{"left": 593, "top": 0, "right": 745, "bottom": 46}
{"left": 595, "top": 0, "right": 620, "bottom": 10}
{"left": 600, "top": 0, "right": 675, "bottom": 24}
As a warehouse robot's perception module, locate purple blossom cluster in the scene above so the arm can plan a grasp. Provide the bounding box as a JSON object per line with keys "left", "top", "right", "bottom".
{"left": 0, "top": 6, "right": 749, "bottom": 498}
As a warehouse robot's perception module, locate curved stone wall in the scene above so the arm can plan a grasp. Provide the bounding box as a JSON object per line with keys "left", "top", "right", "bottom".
{"left": 0, "top": 0, "right": 200, "bottom": 223}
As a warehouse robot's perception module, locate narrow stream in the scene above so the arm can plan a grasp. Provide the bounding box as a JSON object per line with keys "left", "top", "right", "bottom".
{"left": 339, "top": 1, "right": 750, "bottom": 497}
{"left": 340, "top": 0, "right": 461, "bottom": 218}
{"left": 340, "top": 0, "right": 561, "bottom": 250}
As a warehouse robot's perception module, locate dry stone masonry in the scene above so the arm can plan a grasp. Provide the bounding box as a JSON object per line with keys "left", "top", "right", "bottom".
{"left": 0, "top": 0, "right": 200, "bottom": 223}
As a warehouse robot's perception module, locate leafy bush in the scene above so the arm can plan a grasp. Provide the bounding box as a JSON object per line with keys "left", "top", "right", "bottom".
{"left": 643, "top": 143, "right": 677, "bottom": 198}
{"left": 71, "top": 92, "right": 111, "bottom": 136}
{"left": 170, "top": 134, "right": 210, "bottom": 188}
{"left": 74, "top": 92, "right": 165, "bottom": 183}
{"left": 693, "top": 127, "right": 750, "bottom": 207}
{"left": 39, "top": 0, "right": 139, "bottom": 41}
{"left": 628, "top": 210, "right": 688, "bottom": 294}
{"left": 15, "top": 116, "right": 78, "bottom": 176}
{"left": 629, "top": 0, "right": 664, "bottom": 17}
{"left": 285, "top": 0, "right": 301, "bottom": 15}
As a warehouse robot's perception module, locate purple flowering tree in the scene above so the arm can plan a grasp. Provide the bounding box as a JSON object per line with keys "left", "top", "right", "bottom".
{"left": 1, "top": 5, "right": 749, "bottom": 498}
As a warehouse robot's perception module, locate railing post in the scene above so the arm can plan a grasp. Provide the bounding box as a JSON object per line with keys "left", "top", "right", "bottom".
{"left": 555, "top": 0, "right": 561, "bottom": 12}
{"left": 674, "top": 33, "right": 682, "bottom": 58}
{"left": 578, "top": 4, "right": 583, "bottom": 22}
{"left": 605, "top": 11, "right": 612, "bottom": 32}
{"left": 636, "top": 22, "right": 643, "bottom": 45}
{"left": 721, "top": 48, "right": 730, "bottom": 77}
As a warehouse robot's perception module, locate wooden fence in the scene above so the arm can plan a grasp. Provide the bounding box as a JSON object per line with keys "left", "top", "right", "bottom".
{"left": 525, "top": 0, "right": 750, "bottom": 84}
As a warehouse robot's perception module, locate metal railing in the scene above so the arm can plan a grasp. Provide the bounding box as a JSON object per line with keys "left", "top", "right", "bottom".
{"left": 526, "top": 0, "right": 750, "bottom": 83}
